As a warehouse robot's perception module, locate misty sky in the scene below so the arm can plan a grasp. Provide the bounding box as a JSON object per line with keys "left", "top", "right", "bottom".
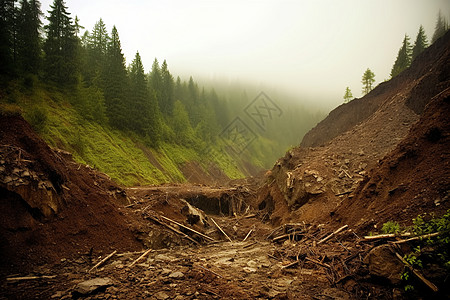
{"left": 40, "top": 0, "right": 449, "bottom": 107}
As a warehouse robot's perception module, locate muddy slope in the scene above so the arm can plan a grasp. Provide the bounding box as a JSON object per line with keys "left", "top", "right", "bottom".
{"left": 333, "top": 87, "right": 450, "bottom": 230}
{"left": 257, "top": 31, "right": 450, "bottom": 226}
{"left": 0, "top": 115, "right": 142, "bottom": 275}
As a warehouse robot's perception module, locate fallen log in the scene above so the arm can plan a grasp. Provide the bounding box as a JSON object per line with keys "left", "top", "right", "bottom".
{"left": 395, "top": 252, "right": 438, "bottom": 292}
{"left": 211, "top": 218, "right": 232, "bottom": 242}
{"left": 89, "top": 250, "right": 117, "bottom": 272}
{"left": 160, "top": 215, "right": 215, "bottom": 242}
{"left": 129, "top": 249, "right": 152, "bottom": 267}
{"left": 317, "top": 225, "right": 348, "bottom": 244}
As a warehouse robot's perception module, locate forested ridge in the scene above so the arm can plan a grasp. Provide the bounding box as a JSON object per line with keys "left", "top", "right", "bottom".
{"left": 0, "top": 0, "right": 322, "bottom": 185}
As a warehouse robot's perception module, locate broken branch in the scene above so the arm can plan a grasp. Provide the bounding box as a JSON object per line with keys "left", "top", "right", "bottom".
{"left": 243, "top": 228, "right": 253, "bottom": 242}
{"left": 7, "top": 275, "right": 57, "bottom": 281}
{"left": 89, "top": 250, "right": 117, "bottom": 272}
{"left": 390, "top": 232, "right": 440, "bottom": 244}
{"left": 211, "top": 218, "right": 232, "bottom": 242}
{"left": 395, "top": 252, "right": 438, "bottom": 292}
{"left": 160, "top": 215, "right": 215, "bottom": 242}
{"left": 129, "top": 249, "right": 152, "bottom": 267}
{"left": 318, "top": 225, "right": 348, "bottom": 244}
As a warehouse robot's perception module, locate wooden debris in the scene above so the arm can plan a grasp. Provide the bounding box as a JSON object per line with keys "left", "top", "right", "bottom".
{"left": 281, "top": 260, "right": 299, "bottom": 269}
{"left": 363, "top": 232, "right": 411, "bottom": 240}
{"left": 395, "top": 252, "right": 438, "bottom": 292}
{"left": 305, "top": 257, "right": 331, "bottom": 269}
{"left": 129, "top": 249, "right": 152, "bottom": 267}
{"left": 147, "top": 215, "right": 199, "bottom": 245}
{"left": 7, "top": 275, "right": 56, "bottom": 281}
{"left": 318, "top": 225, "right": 348, "bottom": 244}
{"left": 243, "top": 228, "right": 253, "bottom": 242}
{"left": 89, "top": 250, "right": 117, "bottom": 272}
{"left": 390, "top": 232, "right": 440, "bottom": 244}
{"left": 160, "top": 215, "right": 215, "bottom": 242}
{"left": 197, "top": 265, "right": 223, "bottom": 278}
{"left": 211, "top": 218, "right": 232, "bottom": 242}
{"left": 243, "top": 241, "right": 257, "bottom": 249}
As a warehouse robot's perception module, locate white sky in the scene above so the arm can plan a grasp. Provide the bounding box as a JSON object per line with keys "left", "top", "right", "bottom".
{"left": 40, "top": 0, "right": 450, "bottom": 107}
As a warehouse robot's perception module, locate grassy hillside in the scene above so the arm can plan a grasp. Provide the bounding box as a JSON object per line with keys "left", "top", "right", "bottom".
{"left": 2, "top": 80, "right": 246, "bottom": 186}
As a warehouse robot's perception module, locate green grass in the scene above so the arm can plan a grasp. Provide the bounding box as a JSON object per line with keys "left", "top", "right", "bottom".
{"left": 7, "top": 82, "right": 248, "bottom": 186}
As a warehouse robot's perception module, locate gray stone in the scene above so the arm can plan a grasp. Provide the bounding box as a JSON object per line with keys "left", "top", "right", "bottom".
{"left": 73, "top": 277, "right": 113, "bottom": 295}
{"left": 168, "top": 271, "right": 185, "bottom": 279}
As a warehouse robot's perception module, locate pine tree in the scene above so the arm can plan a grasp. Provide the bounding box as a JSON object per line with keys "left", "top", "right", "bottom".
{"left": 361, "top": 68, "right": 375, "bottom": 95}
{"left": 412, "top": 25, "right": 428, "bottom": 61}
{"left": 160, "top": 60, "right": 175, "bottom": 116}
{"left": 343, "top": 87, "right": 353, "bottom": 103}
{"left": 43, "top": 0, "right": 78, "bottom": 85}
{"left": 84, "top": 18, "right": 109, "bottom": 85}
{"left": 17, "top": 0, "right": 42, "bottom": 75}
{"left": 103, "top": 25, "right": 129, "bottom": 129}
{"left": 390, "top": 34, "right": 412, "bottom": 78}
{"left": 0, "top": 0, "right": 18, "bottom": 76}
{"left": 148, "top": 58, "right": 162, "bottom": 101}
{"left": 432, "top": 10, "right": 448, "bottom": 43}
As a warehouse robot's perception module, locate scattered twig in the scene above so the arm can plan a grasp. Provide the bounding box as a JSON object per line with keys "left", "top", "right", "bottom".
{"left": 89, "top": 250, "right": 117, "bottom": 272}
{"left": 305, "top": 257, "right": 331, "bottom": 269}
{"left": 242, "top": 228, "right": 253, "bottom": 242}
{"left": 318, "top": 225, "right": 348, "bottom": 244}
{"left": 160, "top": 215, "right": 215, "bottom": 242}
{"left": 364, "top": 232, "right": 411, "bottom": 240}
{"left": 394, "top": 252, "right": 438, "bottom": 292}
{"left": 147, "top": 215, "right": 199, "bottom": 245}
{"left": 197, "top": 265, "right": 223, "bottom": 278}
{"left": 243, "top": 241, "right": 257, "bottom": 249}
{"left": 211, "top": 218, "right": 232, "bottom": 242}
{"left": 7, "top": 275, "right": 57, "bottom": 281}
{"left": 281, "top": 260, "right": 299, "bottom": 269}
{"left": 129, "top": 249, "right": 152, "bottom": 267}
{"left": 390, "top": 232, "right": 440, "bottom": 244}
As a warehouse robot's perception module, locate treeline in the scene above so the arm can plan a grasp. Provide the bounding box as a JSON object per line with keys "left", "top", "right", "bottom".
{"left": 343, "top": 11, "right": 449, "bottom": 102}
{"left": 0, "top": 0, "right": 230, "bottom": 149}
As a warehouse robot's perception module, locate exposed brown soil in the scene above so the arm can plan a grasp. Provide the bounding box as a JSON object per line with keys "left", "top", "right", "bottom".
{"left": 258, "top": 31, "right": 450, "bottom": 229}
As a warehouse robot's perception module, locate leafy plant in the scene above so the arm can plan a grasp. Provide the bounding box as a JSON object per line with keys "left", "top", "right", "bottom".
{"left": 381, "top": 221, "right": 401, "bottom": 234}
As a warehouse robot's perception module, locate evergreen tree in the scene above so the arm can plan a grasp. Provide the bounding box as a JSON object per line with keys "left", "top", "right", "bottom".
{"left": 432, "top": 10, "right": 448, "bottom": 43}
{"left": 172, "top": 100, "right": 195, "bottom": 145}
{"left": 84, "top": 18, "right": 109, "bottom": 85}
{"left": 104, "top": 25, "right": 129, "bottom": 129}
{"left": 343, "top": 87, "right": 353, "bottom": 103}
{"left": 160, "top": 60, "right": 175, "bottom": 116}
{"left": 0, "top": 0, "right": 18, "bottom": 76}
{"left": 43, "top": 0, "right": 78, "bottom": 85}
{"left": 361, "top": 68, "right": 375, "bottom": 95}
{"left": 390, "top": 34, "right": 412, "bottom": 78}
{"left": 17, "top": 0, "right": 42, "bottom": 75}
{"left": 412, "top": 25, "right": 428, "bottom": 61}
{"left": 148, "top": 58, "right": 162, "bottom": 101}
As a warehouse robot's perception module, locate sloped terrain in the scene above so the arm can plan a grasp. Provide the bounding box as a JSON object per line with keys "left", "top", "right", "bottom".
{"left": 0, "top": 115, "right": 142, "bottom": 274}
{"left": 257, "top": 31, "right": 450, "bottom": 227}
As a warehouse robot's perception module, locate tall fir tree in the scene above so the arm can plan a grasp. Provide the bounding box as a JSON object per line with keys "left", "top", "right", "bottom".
{"left": 160, "top": 60, "right": 175, "bottom": 116}
{"left": 432, "top": 10, "right": 448, "bottom": 43}
{"left": 412, "top": 25, "right": 428, "bottom": 61}
{"left": 17, "top": 0, "right": 42, "bottom": 75}
{"left": 148, "top": 58, "right": 162, "bottom": 101}
{"left": 0, "top": 0, "right": 18, "bottom": 76}
{"left": 84, "top": 18, "right": 109, "bottom": 85}
{"left": 361, "top": 68, "right": 375, "bottom": 95}
{"left": 43, "top": 0, "right": 78, "bottom": 85}
{"left": 390, "top": 34, "right": 412, "bottom": 78}
{"left": 104, "top": 25, "right": 129, "bottom": 129}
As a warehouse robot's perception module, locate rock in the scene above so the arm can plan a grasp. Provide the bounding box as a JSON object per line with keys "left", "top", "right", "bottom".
{"left": 73, "top": 277, "right": 114, "bottom": 296}
{"left": 180, "top": 199, "right": 208, "bottom": 227}
{"left": 154, "top": 291, "right": 170, "bottom": 300}
{"left": 364, "top": 245, "right": 403, "bottom": 284}
{"left": 160, "top": 268, "right": 172, "bottom": 276}
{"left": 168, "top": 271, "right": 185, "bottom": 279}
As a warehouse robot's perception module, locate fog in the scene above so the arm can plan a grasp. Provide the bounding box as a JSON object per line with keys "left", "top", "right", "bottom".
{"left": 40, "top": 0, "right": 449, "bottom": 108}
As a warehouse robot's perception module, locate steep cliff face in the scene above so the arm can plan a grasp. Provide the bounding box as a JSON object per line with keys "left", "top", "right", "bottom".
{"left": 258, "top": 32, "right": 450, "bottom": 227}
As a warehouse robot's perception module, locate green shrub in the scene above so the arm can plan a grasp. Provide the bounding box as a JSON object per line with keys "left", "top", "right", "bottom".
{"left": 381, "top": 221, "right": 401, "bottom": 234}
{"left": 25, "top": 106, "right": 47, "bottom": 132}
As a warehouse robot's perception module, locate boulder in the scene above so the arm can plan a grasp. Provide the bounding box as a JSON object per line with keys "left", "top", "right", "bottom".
{"left": 364, "top": 245, "right": 404, "bottom": 284}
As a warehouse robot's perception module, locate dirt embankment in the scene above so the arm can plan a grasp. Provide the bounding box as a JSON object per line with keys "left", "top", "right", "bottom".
{"left": 0, "top": 115, "right": 142, "bottom": 275}
{"left": 257, "top": 31, "right": 450, "bottom": 227}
